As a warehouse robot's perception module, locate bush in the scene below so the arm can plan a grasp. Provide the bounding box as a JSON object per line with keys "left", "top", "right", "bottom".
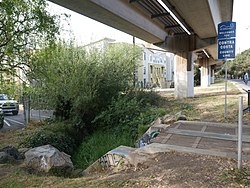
{"left": 72, "top": 130, "right": 132, "bottom": 169}
{"left": 93, "top": 92, "right": 166, "bottom": 138}
{"left": 73, "top": 93, "right": 166, "bottom": 169}
{"left": 22, "top": 121, "right": 77, "bottom": 155}
{"left": 30, "top": 42, "right": 141, "bottom": 126}
{"left": 128, "top": 89, "right": 167, "bottom": 107}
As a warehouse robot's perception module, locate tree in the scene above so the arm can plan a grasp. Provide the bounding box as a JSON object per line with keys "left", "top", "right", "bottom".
{"left": 226, "top": 48, "right": 250, "bottom": 78}
{"left": 0, "top": 0, "right": 60, "bottom": 76}
{"left": 29, "top": 41, "right": 141, "bottom": 125}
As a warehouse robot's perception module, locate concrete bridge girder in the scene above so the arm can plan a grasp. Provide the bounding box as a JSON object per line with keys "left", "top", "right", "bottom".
{"left": 49, "top": 0, "right": 168, "bottom": 43}
{"left": 49, "top": 0, "right": 233, "bottom": 98}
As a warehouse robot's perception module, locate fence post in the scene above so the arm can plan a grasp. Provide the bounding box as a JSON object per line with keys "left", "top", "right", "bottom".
{"left": 238, "top": 96, "right": 243, "bottom": 169}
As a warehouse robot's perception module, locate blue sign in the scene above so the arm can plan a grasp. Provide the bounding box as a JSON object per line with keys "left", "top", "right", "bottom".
{"left": 218, "top": 38, "right": 235, "bottom": 59}
{"left": 218, "top": 21, "right": 236, "bottom": 60}
{"left": 218, "top": 22, "right": 236, "bottom": 39}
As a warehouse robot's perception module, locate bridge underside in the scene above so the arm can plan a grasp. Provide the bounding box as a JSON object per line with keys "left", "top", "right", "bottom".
{"left": 49, "top": 0, "right": 234, "bottom": 97}
{"left": 49, "top": 0, "right": 233, "bottom": 59}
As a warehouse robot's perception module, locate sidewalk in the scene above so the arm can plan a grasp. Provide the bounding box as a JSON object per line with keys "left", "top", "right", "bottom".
{"left": 229, "top": 78, "right": 250, "bottom": 90}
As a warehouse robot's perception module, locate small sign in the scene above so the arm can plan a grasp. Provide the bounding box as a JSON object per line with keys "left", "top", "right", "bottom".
{"left": 218, "top": 38, "right": 235, "bottom": 59}
{"left": 218, "top": 21, "right": 236, "bottom": 39}
{"left": 218, "top": 21, "right": 236, "bottom": 60}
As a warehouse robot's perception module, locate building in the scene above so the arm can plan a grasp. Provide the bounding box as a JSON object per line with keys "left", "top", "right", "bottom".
{"left": 137, "top": 44, "right": 174, "bottom": 88}
{"left": 83, "top": 38, "right": 116, "bottom": 54}
{"left": 84, "top": 38, "right": 175, "bottom": 88}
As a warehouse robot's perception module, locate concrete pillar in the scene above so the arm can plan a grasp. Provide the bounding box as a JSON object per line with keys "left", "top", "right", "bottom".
{"left": 174, "top": 52, "right": 194, "bottom": 98}
{"left": 211, "top": 68, "right": 215, "bottom": 84}
{"left": 200, "top": 58, "right": 210, "bottom": 87}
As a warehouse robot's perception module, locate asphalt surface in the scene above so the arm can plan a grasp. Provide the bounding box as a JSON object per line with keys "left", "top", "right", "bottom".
{"left": 0, "top": 106, "right": 53, "bottom": 132}
{"left": 230, "top": 78, "right": 250, "bottom": 91}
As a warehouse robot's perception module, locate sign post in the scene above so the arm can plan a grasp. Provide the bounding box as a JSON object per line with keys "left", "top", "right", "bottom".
{"left": 217, "top": 21, "right": 236, "bottom": 118}
{"left": 238, "top": 96, "right": 243, "bottom": 169}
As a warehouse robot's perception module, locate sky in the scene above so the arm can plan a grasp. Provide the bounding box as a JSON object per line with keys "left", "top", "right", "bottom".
{"left": 48, "top": 2, "right": 135, "bottom": 45}
{"left": 232, "top": 0, "right": 250, "bottom": 54}
{"left": 48, "top": 0, "right": 250, "bottom": 54}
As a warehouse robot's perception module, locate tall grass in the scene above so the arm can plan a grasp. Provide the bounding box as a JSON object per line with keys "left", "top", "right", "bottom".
{"left": 72, "top": 130, "right": 133, "bottom": 169}
{"left": 72, "top": 92, "right": 167, "bottom": 169}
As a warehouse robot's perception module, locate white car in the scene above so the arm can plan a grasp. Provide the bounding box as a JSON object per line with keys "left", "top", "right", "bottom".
{"left": 0, "top": 94, "right": 19, "bottom": 115}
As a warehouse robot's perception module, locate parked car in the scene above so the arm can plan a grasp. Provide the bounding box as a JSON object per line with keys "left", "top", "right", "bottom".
{"left": 0, "top": 108, "right": 4, "bottom": 128}
{"left": 0, "top": 94, "right": 19, "bottom": 115}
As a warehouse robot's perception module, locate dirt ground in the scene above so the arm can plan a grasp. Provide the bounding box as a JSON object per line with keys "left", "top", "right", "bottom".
{"left": 83, "top": 151, "right": 242, "bottom": 188}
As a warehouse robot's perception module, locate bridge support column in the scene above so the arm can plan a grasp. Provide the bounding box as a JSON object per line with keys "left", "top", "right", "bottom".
{"left": 174, "top": 52, "right": 194, "bottom": 98}
{"left": 211, "top": 67, "right": 215, "bottom": 84}
{"left": 199, "top": 58, "right": 210, "bottom": 87}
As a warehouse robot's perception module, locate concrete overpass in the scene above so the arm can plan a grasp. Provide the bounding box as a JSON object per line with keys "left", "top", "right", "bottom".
{"left": 49, "top": 0, "right": 234, "bottom": 98}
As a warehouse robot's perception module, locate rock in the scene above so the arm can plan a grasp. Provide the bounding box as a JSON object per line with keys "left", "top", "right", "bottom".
{"left": 177, "top": 115, "right": 187, "bottom": 121}
{"left": 0, "top": 146, "right": 22, "bottom": 163}
{"left": 162, "top": 114, "right": 175, "bottom": 124}
{"left": 175, "top": 111, "right": 187, "bottom": 121}
{"left": 18, "top": 148, "right": 30, "bottom": 159}
{"left": 24, "top": 145, "right": 73, "bottom": 175}
{"left": 0, "top": 151, "right": 14, "bottom": 163}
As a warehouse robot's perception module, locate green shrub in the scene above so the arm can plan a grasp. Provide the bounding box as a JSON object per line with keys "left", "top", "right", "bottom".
{"left": 23, "top": 121, "right": 77, "bottom": 155}
{"left": 30, "top": 42, "right": 140, "bottom": 125}
{"left": 73, "top": 92, "right": 166, "bottom": 169}
{"left": 128, "top": 89, "right": 167, "bottom": 107}
{"left": 93, "top": 95, "right": 142, "bottom": 132}
{"left": 93, "top": 93, "right": 166, "bottom": 138}
{"left": 72, "top": 130, "right": 133, "bottom": 169}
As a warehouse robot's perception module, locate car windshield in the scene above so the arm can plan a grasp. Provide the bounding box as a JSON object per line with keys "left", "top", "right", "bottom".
{"left": 0, "top": 95, "right": 9, "bottom": 100}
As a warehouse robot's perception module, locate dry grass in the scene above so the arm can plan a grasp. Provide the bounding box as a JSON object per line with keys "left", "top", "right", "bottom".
{"left": 160, "top": 80, "right": 250, "bottom": 124}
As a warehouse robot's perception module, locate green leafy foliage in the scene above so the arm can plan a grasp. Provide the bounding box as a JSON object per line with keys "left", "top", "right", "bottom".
{"left": 30, "top": 42, "right": 141, "bottom": 127}
{"left": 72, "top": 130, "right": 132, "bottom": 169}
{"left": 93, "top": 95, "right": 141, "bottom": 130}
{"left": 28, "top": 41, "right": 166, "bottom": 170}
{"left": 217, "top": 48, "right": 250, "bottom": 78}
{"left": 127, "top": 89, "right": 167, "bottom": 107}
{"left": 22, "top": 121, "right": 78, "bottom": 155}
{"left": 74, "top": 92, "right": 166, "bottom": 169}
{"left": 194, "top": 64, "right": 201, "bottom": 86}
{"left": 0, "top": 0, "right": 60, "bottom": 76}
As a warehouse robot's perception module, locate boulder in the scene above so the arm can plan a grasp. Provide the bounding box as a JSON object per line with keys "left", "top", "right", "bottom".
{"left": 175, "top": 111, "right": 187, "bottom": 121}
{"left": 18, "top": 148, "right": 30, "bottom": 159}
{"left": 24, "top": 145, "right": 73, "bottom": 175}
{"left": 162, "top": 114, "right": 175, "bottom": 124}
{"left": 0, "top": 146, "right": 22, "bottom": 163}
{"left": 0, "top": 151, "right": 14, "bottom": 163}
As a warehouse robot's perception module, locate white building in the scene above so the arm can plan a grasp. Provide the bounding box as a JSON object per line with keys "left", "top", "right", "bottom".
{"left": 84, "top": 38, "right": 174, "bottom": 88}
{"left": 138, "top": 44, "right": 174, "bottom": 88}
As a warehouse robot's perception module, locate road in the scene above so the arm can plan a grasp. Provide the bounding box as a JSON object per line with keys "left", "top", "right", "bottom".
{"left": 0, "top": 106, "right": 53, "bottom": 132}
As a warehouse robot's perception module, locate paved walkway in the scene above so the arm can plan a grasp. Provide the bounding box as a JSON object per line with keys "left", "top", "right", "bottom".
{"left": 150, "top": 121, "right": 250, "bottom": 160}
{"left": 149, "top": 80, "right": 250, "bottom": 160}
